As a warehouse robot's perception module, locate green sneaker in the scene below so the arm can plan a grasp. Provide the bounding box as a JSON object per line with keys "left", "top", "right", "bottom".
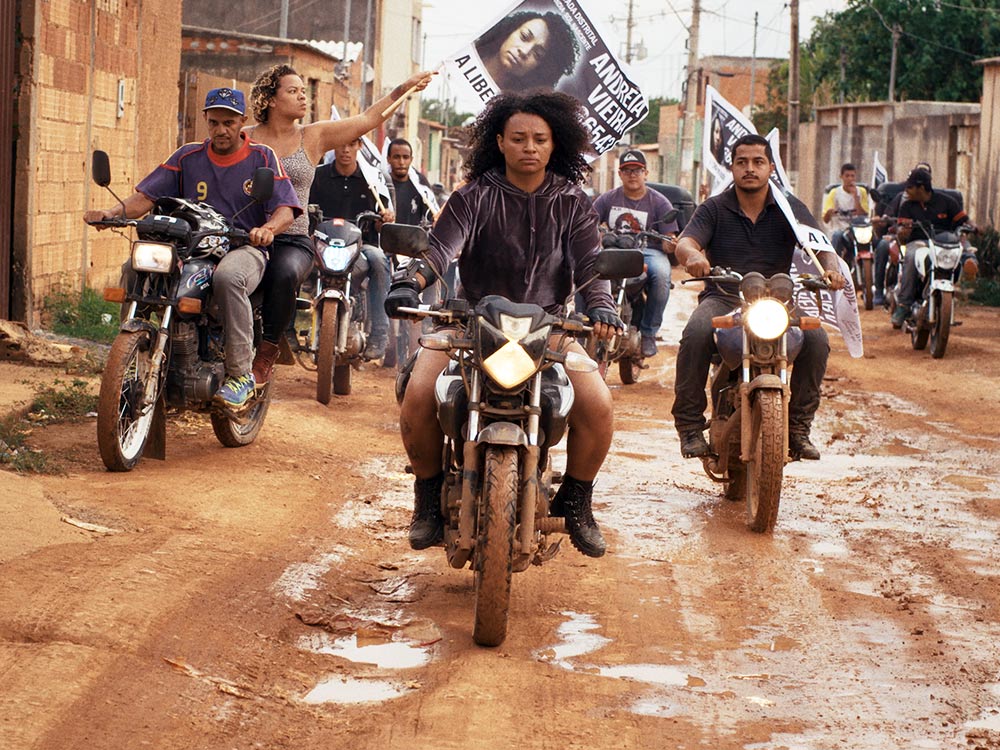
{"left": 215, "top": 373, "right": 255, "bottom": 408}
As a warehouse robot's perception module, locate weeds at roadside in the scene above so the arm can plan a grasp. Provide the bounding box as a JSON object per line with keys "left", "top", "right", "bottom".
{"left": 0, "top": 379, "right": 97, "bottom": 474}
{"left": 42, "top": 286, "right": 119, "bottom": 344}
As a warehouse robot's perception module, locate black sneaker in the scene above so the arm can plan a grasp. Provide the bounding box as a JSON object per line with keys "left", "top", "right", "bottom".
{"left": 640, "top": 335, "right": 658, "bottom": 358}
{"left": 552, "top": 477, "right": 606, "bottom": 558}
{"left": 679, "top": 429, "right": 710, "bottom": 458}
{"left": 364, "top": 335, "right": 388, "bottom": 361}
{"left": 408, "top": 474, "right": 445, "bottom": 549}
{"left": 789, "top": 433, "right": 820, "bottom": 460}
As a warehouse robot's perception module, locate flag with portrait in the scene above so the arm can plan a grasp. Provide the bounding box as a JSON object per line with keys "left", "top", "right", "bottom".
{"left": 439, "top": 0, "right": 648, "bottom": 156}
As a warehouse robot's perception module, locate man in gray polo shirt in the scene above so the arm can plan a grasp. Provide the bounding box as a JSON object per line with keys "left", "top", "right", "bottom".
{"left": 672, "top": 134, "right": 845, "bottom": 461}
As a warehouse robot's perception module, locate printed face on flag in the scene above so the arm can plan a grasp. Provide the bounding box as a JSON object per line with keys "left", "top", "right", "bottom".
{"left": 703, "top": 85, "right": 758, "bottom": 196}
{"left": 441, "top": 0, "right": 648, "bottom": 156}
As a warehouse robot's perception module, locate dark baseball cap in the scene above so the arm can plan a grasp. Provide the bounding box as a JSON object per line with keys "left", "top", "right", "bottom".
{"left": 203, "top": 87, "right": 246, "bottom": 116}
{"left": 619, "top": 150, "right": 646, "bottom": 169}
{"left": 904, "top": 168, "right": 932, "bottom": 190}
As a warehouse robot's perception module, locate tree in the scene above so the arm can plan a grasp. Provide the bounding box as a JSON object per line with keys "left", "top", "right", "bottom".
{"left": 629, "top": 97, "right": 678, "bottom": 144}
{"left": 419, "top": 98, "right": 473, "bottom": 127}
{"left": 752, "top": 0, "right": 1000, "bottom": 130}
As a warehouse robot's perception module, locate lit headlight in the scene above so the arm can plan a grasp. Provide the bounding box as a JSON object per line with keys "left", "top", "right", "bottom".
{"left": 854, "top": 226, "right": 873, "bottom": 244}
{"left": 320, "top": 243, "right": 354, "bottom": 272}
{"left": 131, "top": 241, "right": 175, "bottom": 273}
{"left": 744, "top": 298, "right": 789, "bottom": 340}
{"left": 479, "top": 314, "right": 551, "bottom": 389}
{"left": 935, "top": 245, "right": 961, "bottom": 270}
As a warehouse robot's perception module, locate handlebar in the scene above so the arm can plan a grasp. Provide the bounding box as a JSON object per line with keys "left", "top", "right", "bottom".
{"left": 679, "top": 266, "right": 742, "bottom": 285}
{"left": 356, "top": 210, "right": 384, "bottom": 226}
{"left": 600, "top": 228, "right": 676, "bottom": 249}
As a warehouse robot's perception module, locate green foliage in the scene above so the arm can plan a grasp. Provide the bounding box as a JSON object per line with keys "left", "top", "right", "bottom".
{"left": 43, "top": 286, "right": 119, "bottom": 344}
{"left": 753, "top": 0, "right": 1000, "bottom": 129}
{"left": 629, "top": 97, "right": 678, "bottom": 144}
{"left": 29, "top": 379, "right": 98, "bottom": 422}
{"left": 419, "top": 98, "right": 474, "bottom": 127}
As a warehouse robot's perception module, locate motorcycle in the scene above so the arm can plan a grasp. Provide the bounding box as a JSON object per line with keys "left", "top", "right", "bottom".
{"left": 587, "top": 212, "right": 677, "bottom": 384}
{"left": 895, "top": 221, "right": 972, "bottom": 359}
{"left": 681, "top": 268, "right": 826, "bottom": 533}
{"left": 382, "top": 222, "right": 642, "bottom": 646}
{"left": 842, "top": 215, "right": 875, "bottom": 310}
{"left": 87, "top": 151, "right": 274, "bottom": 471}
{"left": 288, "top": 210, "right": 379, "bottom": 403}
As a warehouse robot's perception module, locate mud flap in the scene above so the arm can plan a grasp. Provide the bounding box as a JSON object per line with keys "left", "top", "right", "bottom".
{"left": 146, "top": 397, "right": 167, "bottom": 461}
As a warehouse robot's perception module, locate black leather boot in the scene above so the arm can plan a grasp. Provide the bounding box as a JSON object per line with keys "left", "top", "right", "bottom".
{"left": 552, "top": 476, "right": 606, "bottom": 558}
{"left": 789, "top": 433, "right": 821, "bottom": 460}
{"left": 409, "top": 473, "right": 445, "bottom": 549}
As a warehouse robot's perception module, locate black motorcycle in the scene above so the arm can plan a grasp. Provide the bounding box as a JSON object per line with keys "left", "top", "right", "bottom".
{"left": 87, "top": 151, "right": 274, "bottom": 471}
{"left": 382, "top": 222, "right": 641, "bottom": 646}
{"left": 290, "top": 211, "right": 378, "bottom": 403}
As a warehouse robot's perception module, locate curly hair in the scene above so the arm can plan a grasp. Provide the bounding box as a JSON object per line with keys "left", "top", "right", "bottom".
{"left": 249, "top": 64, "right": 298, "bottom": 124}
{"left": 474, "top": 11, "right": 579, "bottom": 89}
{"left": 463, "top": 90, "right": 592, "bottom": 185}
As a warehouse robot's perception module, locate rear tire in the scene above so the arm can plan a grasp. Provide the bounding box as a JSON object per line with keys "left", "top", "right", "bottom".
{"left": 316, "top": 301, "right": 338, "bottom": 404}
{"left": 97, "top": 330, "right": 158, "bottom": 472}
{"left": 929, "top": 291, "right": 952, "bottom": 359}
{"left": 618, "top": 356, "right": 641, "bottom": 385}
{"left": 333, "top": 363, "right": 352, "bottom": 395}
{"left": 472, "top": 446, "right": 518, "bottom": 647}
{"left": 746, "top": 390, "right": 784, "bottom": 533}
{"left": 211, "top": 386, "right": 271, "bottom": 447}
{"left": 911, "top": 318, "right": 929, "bottom": 350}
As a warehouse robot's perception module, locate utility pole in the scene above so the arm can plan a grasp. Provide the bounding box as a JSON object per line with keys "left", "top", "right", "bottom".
{"left": 888, "top": 23, "right": 901, "bottom": 102}
{"left": 679, "top": 0, "right": 701, "bottom": 192}
{"left": 360, "top": 0, "right": 373, "bottom": 110}
{"left": 279, "top": 0, "right": 289, "bottom": 38}
{"left": 749, "top": 12, "right": 758, "bottom": 119}
{"left": 839, "top": 46, "right": 846, "bottom": 104}
{"left": 340, "top": 0, "right": 352, "bottom": 82}
{"left": 625, "top": 0, "right": 635, "bottom": 63}
{"left": 787, "top": 0, "right": 800, "bottom": 181}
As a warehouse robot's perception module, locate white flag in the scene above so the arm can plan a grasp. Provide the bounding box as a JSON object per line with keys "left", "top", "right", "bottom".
{"left": 871, "top": 151, "right": 887, "bottom": 192}
{"left": 322, "top": 106, "right": 393, "bottom": 212}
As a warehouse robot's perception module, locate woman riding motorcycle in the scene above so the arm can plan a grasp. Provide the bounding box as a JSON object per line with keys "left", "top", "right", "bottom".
{"left": 385, "top": 91, "right": 623, "bottom": 558}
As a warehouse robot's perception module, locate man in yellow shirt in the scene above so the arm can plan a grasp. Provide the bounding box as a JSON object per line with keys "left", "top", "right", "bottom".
{"left": 822, "top": 162, "right": 870, "bottom": 261}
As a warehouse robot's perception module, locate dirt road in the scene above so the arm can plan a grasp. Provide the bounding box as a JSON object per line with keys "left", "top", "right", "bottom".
{"left": 2, "top": 285, "right": 999, "bottom": 750}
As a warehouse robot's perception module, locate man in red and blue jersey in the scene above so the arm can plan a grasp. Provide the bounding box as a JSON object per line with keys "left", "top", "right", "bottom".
{"left": 85, "top": 88, "right": 301, "bottom": 407}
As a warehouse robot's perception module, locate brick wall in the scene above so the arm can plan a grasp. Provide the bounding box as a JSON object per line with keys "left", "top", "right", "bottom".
{"left": 13, "top": 0, "right": 181, "bottom": 324}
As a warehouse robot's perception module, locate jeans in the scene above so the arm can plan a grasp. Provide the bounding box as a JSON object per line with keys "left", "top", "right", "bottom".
{"left": 363, "top": 244, "right": 391, "bottom": 341}
{"left": 639, "top": 247, "right": 672, "bottom": 338}
{"left": 213, "top": 244, "right": 267, "bottom": 376}
{"left": 260, "top": 234, "right": 315, "bottom": 344}
{"left": 874, "top": 238, "right": 891, "bottom": 294}
{"left": 671, "top": 295, "right": 830, "bottom": 436}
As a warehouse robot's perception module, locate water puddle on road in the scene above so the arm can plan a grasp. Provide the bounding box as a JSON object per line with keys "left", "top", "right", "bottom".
{"left": 299, "top": 631, "right": 433, "bottom": 670}
{"left": 535, "top": 612, "right": 705, "bottom": 690}
{"left": 302, "top": 676, "right": 413, "bottom": 705}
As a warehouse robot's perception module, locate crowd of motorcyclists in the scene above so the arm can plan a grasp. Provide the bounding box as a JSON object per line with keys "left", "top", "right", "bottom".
{"left": 83, "top": 59, "right": 982, "bottom": 560}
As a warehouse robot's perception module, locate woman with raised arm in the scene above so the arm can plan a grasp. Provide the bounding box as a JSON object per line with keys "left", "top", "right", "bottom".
{"left": 245, "top": 65, "right": 434, "bottom": 386}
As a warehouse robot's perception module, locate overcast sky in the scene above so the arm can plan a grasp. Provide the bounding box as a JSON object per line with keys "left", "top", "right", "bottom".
{"left": 420, "top": 0, "right": 847, "bottom": 108}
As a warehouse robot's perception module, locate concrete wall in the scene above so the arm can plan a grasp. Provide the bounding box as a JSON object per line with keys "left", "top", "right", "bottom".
{"left": 974, "top": 59, "right": 1000, "bottom": 229}
{"left": 13, "top": 0, "right": 181, "bottom": 324}
{"left": 800, "top": 101, "right": 980, "bottom": 222}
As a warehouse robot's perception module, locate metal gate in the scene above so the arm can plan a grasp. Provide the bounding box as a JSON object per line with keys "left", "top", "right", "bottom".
{"left": 0, "top": 0, "right": 16, "bottom": 320}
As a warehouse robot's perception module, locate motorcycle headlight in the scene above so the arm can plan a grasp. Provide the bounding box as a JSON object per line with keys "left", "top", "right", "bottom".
{"left": 854, "top": 226, "right": 873, "bottom": 244}
{"left": 479, "top": 314, "right": 551, "bottom": 389}
{"left": 131, "top": 241, "right": 176, "bottom": 273}
{"left": 744, "top": 298, "right": 789, "bottom": 340}
{"left": 935, "top": 245, "right": 962, "bottom": 271}
{"left": 320, "top": 242, "right": 354, "bottom": 273}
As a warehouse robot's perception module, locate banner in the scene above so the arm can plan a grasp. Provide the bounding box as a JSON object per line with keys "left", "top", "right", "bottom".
{"left": 765, "top": 128, "right": 791, "bottom": 193}
{"left": 440, "top": 0, "right": 648, "bottom": 156}
{"left": 769, "top": 182, "right": 864, "bottom": 358}
{"left": 321, "top": 106, "right": 393, "bottom": 211}
{"left": 871, "top": 151, "right": 887, "bottom": 192}
{"left": 703, "top": 84, "right": 757, "bottom": 196}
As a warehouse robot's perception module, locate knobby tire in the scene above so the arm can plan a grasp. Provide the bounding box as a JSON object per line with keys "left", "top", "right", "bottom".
{"left": 746, "top": 390, "right": 784, "bottom": 533}
{"left": 316, "top": 301, "right": 338, "bottom": 404}
{"left": 97, "top": 330, "right": 157, "bottom": 472}
{"left": 930, "top": 291, "right": 952, "bottom": 359}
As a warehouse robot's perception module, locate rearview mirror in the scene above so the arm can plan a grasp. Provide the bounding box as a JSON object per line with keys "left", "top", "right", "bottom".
{"left": 380, "top": 222, "right": 429, "bottom": 257}
{"left": 595, "top": 248, "right": 644, "bottom": 280}
{"left": 250, "top": 168, "right": 274, "bottom": 202}
{"left": 663, "top": 208, "right": 679, "bottom": 224}
{"left": 92, "top": 151, "right": 111, "bottom": 188}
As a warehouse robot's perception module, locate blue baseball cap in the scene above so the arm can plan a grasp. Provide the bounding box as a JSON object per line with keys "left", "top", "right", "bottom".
{"left": 203, "top": 88, "right": 246, "bottom": 116}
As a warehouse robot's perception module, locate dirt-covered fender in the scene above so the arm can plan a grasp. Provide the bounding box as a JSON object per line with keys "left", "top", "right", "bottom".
{"left": 476, "top": 422, "right": 528, "bottom": 447}
{"left": 746, "top": 373, "right": 783, "bottom": 395}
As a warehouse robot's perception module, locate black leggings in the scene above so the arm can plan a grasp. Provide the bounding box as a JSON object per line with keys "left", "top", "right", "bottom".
{"left": 260, "top": 234, "right": 315, "bottom": 344}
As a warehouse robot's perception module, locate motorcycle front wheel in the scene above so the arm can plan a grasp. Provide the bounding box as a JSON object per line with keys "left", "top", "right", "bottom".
{"left": 860, "top": 257, "right": 874, "bottom": 311}
{"left": 929, "top": 290, "right": 952, "bottom": 359}
{"left": 211, "top": 386, "right": 271, "bottom": 447}
{"left": 316, "top": 301, "right": 339, "bottom": 404}
{"left": 746, "top": 390, "right": 784, "bottom": 533}
{"left": 97, "top": 329, "right": 159, "bottom": 472}
{"left": 472, "top": 445, "right": 518, "bottom": 647}
{"left": 618, "top": 355, "right": 641, "bottom": 385}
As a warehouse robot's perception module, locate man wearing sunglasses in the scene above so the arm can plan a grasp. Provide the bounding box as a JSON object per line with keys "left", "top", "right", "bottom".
{"left": 84, "top": 88, "right": 301, "bottom": 408}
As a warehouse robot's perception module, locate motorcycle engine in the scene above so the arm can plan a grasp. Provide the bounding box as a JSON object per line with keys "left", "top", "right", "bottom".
{"left": 168, "top": 321, "right": 224, "bottom": 404}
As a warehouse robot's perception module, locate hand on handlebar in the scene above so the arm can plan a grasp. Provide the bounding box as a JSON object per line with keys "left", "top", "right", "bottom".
{"left": 823, "top": 269, "right": 847, "bottom": 291}
{"left": 685, "top": 255, "right": 711, "bottom": 278}
{"left": 587, "top": 307, "right": 625, "bottom": 341}
{"left": 248, "top": 225, "right": 274, "bottom": 247}
{"left": 83, "top": 208, "right": 121, "bottom": 228}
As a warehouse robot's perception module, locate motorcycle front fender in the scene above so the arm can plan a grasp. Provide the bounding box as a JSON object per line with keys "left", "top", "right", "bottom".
{"left": 322, "top": 288, "right": 348, "bottom": 303}
{"left": 746, "top": 373, "right": 784, "bottom": 395}
{"left": 120, "top": 318, "right": 159, "bottom": 336}
{"left": 476, "top": 422, "right": 528, "bottom": 448}
{"left": 930, "top": 279, "right": 954, "bottom": 293}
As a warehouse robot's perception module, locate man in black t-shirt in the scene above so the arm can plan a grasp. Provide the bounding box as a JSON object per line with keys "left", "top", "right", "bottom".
{"left": 387, "top": 138, "right": 436, "bottom": 226}
{"left": 889, "top": 169, "right": 969, "bottom": 329}
{"left": 309, "top": 138, "right": 394, "bottom": 358}
{"left": 672, "top": 134, "right": 845, "bottom": 461}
